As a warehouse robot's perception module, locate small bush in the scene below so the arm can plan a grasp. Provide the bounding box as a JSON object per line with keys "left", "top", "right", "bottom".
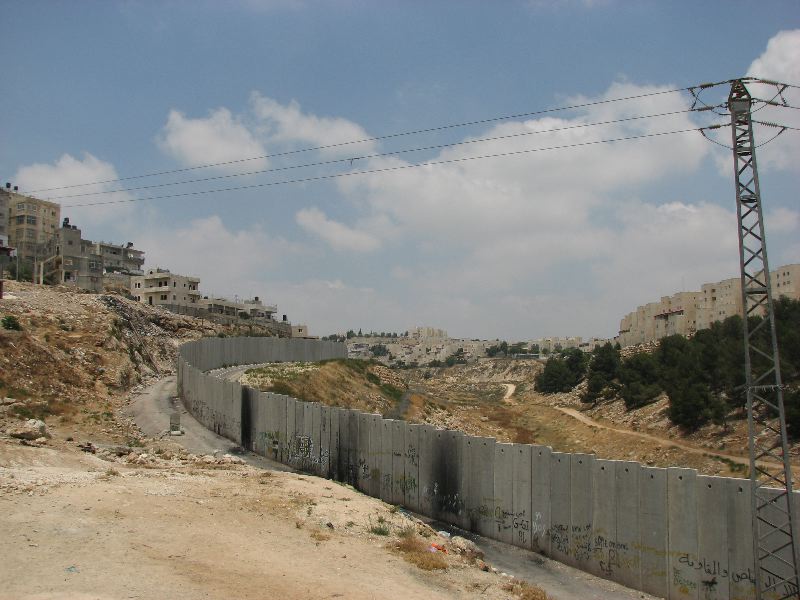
{"left": 370, "top": 523, "right": 391, "bottom": 536}
{"left": 2, "top": 315, "right": 22, "bottom": 331}
{"left": 502, "top": 580, "right": 550, "bottom": 600}
{"left": 393, "top": 534, "right": 448, "bottom": 571}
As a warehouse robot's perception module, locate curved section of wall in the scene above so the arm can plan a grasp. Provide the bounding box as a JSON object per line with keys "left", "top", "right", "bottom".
{"left": 177, "top": 336, "right": 776, "bottom": 600}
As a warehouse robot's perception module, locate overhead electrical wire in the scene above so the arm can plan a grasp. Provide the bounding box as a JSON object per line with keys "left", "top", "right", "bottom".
{"left": 62, "top": 125, "right": 721, "bottom": 209}
{"left": 25, "top": 85, "right": 702, "bottom": 194}
{"left": 46, "top": 108, "right": 707, "bottom": 201}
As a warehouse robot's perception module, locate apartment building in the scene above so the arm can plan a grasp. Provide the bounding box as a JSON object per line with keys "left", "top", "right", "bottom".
{"left": 93, "top": 240, "right": 144, "bottom": 274}
{"left": 0, "top": 187, "right": 9, "bottom": 246}
{"left": 617, "top": 264, "right": 800, "bottom": 347}
{"left": 32, "top": 219, "right": 148, "bottom": 293}
{"left": 131, "top": 268, "right": 201, "bottom": 308}
{"left": 3, "top": 189, "right": 60, "bottom": 264}
{"left": 55, "top": 220, "right": 104, "bottom": 292}
{"left": 201, "top": 296, "right": 278, "bottom": 319}
{"left": 532, "top": 336, "right": 584, "bottom": 353}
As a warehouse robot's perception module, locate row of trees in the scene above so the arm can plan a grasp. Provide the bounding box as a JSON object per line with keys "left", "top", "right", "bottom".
{"left": 486, "top": 341, "right": 538, "bottom": 357}
{"left": 536, "top": 298, "right": 800, "bottom": 434}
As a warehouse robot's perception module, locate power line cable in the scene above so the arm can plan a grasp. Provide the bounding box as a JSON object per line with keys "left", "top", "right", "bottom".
{"left": 46, "top": 108, "right": 706, "bottom": 200}
{"left": 25, "top": 86, "right": 700, "bottom": 194}
{"left": 63, "top": 125, "right": 720, "bottom": 209}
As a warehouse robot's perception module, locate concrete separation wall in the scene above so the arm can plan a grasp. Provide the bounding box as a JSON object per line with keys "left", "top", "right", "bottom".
{"left": 177, "top": 336, "right": 795, "bottom": 600}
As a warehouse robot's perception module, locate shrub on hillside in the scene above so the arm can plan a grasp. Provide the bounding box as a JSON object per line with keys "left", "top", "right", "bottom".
{"left": 2, "top": 315, "right": 22, "bottom": 331}
{"left": 582, "top": 343, "right": 620, "bottom": 403}
{"left": 536, "top": 349, "right": 588, "bottom": 393}
{"left": 618, "top": 353, "right": 661, "bottom": 409}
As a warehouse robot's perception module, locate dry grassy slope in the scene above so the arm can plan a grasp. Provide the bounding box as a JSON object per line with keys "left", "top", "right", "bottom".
{"left": 0, "top": 282, "right": 249, "bottom": 441}
{"left": 243, "top": 360, "right": 408, "bottom": 416}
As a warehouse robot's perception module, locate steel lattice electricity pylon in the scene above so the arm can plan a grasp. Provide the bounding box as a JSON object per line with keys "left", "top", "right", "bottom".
{"left": 728, "top": 78, "right": 799, "bottom": 600}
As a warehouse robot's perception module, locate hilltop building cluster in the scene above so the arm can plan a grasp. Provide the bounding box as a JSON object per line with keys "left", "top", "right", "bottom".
{"left": 616, "top": 264, "right": 799, "bottom": 347}
{"left": 0, "top": 186, "right": 312, "bottom": 337}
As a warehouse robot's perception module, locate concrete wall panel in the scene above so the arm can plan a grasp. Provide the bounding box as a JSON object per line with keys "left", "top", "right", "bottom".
{"left": 404, "top": 423, "right": 421, "bottom": 512}
{"left": 615, "top": 461, "right": 641, "bottom": 591}
{"left": 668, "top": 467, "right": 699, "bottom": 600}
{"left": 465, "top": 436, "right": 495, "bottom": 538}
{"left": 761, "top": 487, "right": 798, "bottom": 599}
{"left": 329, "top": 408, "right": 341, "bottom": 481}
{"left": 571, "top": 453, "right": 595, "bottom": 571}
{"left": 549, "top": 451, "right": 572, "bottom": 566}
{"left": 356, "top": 412, "right": 371, "bottom": 494}
{"left": 318, "top": 406, "right": 331, "bottom": 478}
{"left": 493, "top": 443, "right": 515, "bottom": 545}
{"left": 639, "top": 467, "right": 669, "bottom": 598}
{"left": 336, "top": 409, "right": 351, "bottom": 485}
{"left": 380, "top": 419, "right": 394, "bottom": 503}
{"left": 417, "top": 425, "right": 436, "bottom": 518}
{"left": 531, "top": 445, "right": 552, "bottom": 555}
{"left": 285, "top": 397, "right": 297, "bottom": 468}
{"left": 591, "top": 459, "right": 617, "bottom": 579}
{"left": 511, "top": 443, "right": 533, "bottom": 550}
{"left": 311, "top": 403, "right": 322, "bottom": 476}
{"left": 442, "top": 430, "right": 465, "bottom": 526}
{"left": 697, "top": 475, "right": 729, "bottom": 600}
{"left": 367, "top": 414, "right": 383, "bottom": 498}
{"left": 391, "top": 420, "right": 405, "bottom": 505}
{"left": 726, "top": 477, "right": 755, "bottom": 600}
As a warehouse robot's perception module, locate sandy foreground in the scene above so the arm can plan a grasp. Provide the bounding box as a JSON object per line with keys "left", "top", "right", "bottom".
{"left": 0, "top": 438, "right": 542, "bottom": 600}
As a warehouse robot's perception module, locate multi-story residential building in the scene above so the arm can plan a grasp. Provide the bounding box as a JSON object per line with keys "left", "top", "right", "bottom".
{"left": 532, "top": 336, "right": 583, "bottom": 353}
{"left": 201, "top": 296, "right": 278, "bottom": 319}
{"left": 93, "top": 240, "right": 145, "bottom": 274}
{"left": 0, "top": 185, "right": 9, "bottom": 246}
{"left": 695, "top": 277, "right": 741, "bottom": 331}
{"left": 54, "top": 219, "right": 104, "bottom": 292}
{"left": 131, "top": 268, "right": 201, "bottom": 308}
{"left": 410, "top": 326, "right": 448, "bottom": 340}
{"left": 617, "top": 264, "right": 800, "bottom": 347}
{"left": 32, "top": 219, "right": 148, "bottom": 293}
{"left": 4, "top": 189, "right": 60, "bottom": 265}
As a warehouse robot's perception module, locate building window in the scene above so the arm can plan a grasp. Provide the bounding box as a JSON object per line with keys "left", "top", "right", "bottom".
{"left": 15, "top": 215, "right": 24, "bottom": 224}
{"left": 26, "top": 216, "right": 36, "bottom": 225}
{"left": 17, "top": 202, "right": 24, "bottom": 210}
{"left": 160, "top": 294, "right": 167, "bottom": 301}
{"left": 173, "top": 295, "right": 176, "bottom": 300}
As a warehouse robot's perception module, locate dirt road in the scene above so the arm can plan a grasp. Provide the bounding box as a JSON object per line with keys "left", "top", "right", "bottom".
{"left": 125, "top": 375, "right": 291, "bottom": 471}
{"left": 553, "top": 406, "right": 797, "bottom": 471}
{"left": 502, "top": 383, "right": 517, "bottom": 402}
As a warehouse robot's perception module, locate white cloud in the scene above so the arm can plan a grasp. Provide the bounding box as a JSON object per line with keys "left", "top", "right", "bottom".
{"left": 340, "top": 81, "right": 707, "bottom": 247}
{"left": 296, "top": 207, "right": 380, "bottom": 252}
{"left": 250, "top": 93, "right": 376, "bottom": 156}
{"left": 134, "top": 215, "right": 302, "bottom": 298}
{"left": 767, "top": 207, "right": 800, "bottom": 234}
{"left": 14, "top": 152, "right": 135, "bottom": 231}
{"left": 156, "top": 108, "right": 268, "bottom": 172}
{"left": 746, "top": 29, "right": 800, "bottom": 170}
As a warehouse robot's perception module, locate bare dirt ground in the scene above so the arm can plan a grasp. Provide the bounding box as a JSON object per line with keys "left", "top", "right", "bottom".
{"left": 0, "top": 419, "right": 654, "bottom": 600}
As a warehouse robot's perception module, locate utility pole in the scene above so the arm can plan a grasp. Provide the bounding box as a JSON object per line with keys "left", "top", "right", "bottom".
{"left": 729, "top": 78, "right": 799, "bottom": 599}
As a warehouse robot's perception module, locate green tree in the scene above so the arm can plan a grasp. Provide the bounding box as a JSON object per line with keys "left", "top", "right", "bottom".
{"left": 618, "top": 352, "right": 661, "bottom": 409}
{"left": 370, "top": 344, "right": 389, "bottom": 357}
{"left": 582, "top": 343, "right": 620, "bottom": 403}
{"left": 535, "top": 358, "right": 574, "bottom": 392}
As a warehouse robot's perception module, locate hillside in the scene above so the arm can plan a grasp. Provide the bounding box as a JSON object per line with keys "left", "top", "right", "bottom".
{"left": 240, "top": 359, "right": 408, "bottom": 415}
{"left": 0, "top": 281, "right": 275, "bottom": 444}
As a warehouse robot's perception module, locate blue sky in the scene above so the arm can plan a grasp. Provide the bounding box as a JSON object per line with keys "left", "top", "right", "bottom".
{"left": 2, "top": 1, "right": 799, "bottom": 340}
